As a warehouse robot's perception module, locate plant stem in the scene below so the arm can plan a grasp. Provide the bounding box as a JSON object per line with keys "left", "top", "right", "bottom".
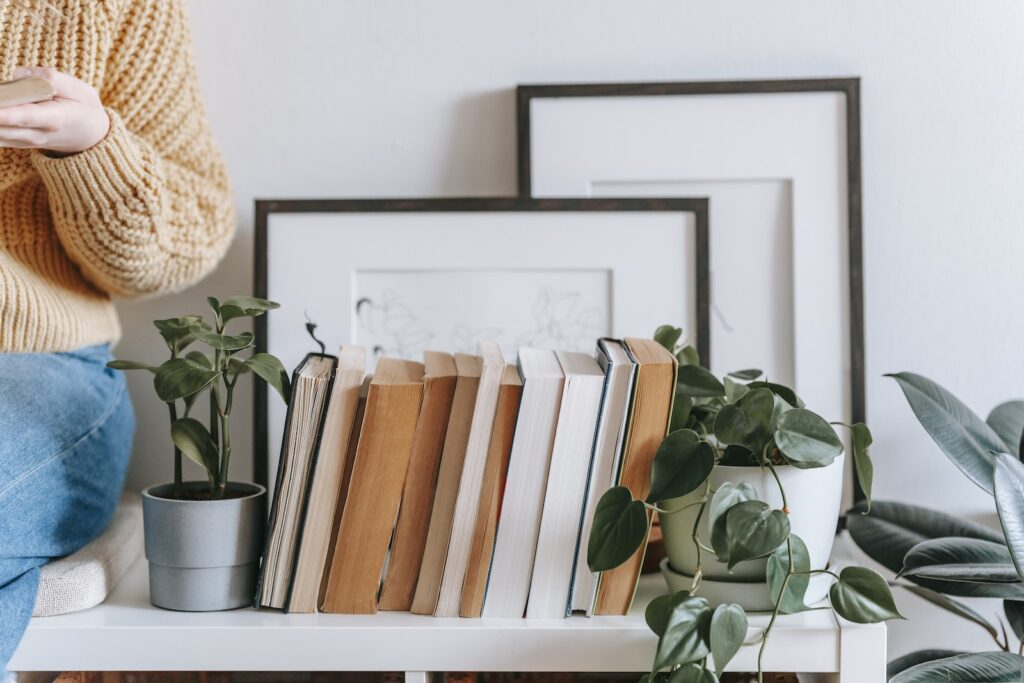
{"left": 758, "top": 536, "right": 794, "bottom": 683}
{"left": 689, "top": 479, "right": 711, "bottom": 593}
{"left": 766, "top": 462, "right": 789, "bottom": 512}
{"left": 168, "top": 402, "right": 181, "bottom": 496}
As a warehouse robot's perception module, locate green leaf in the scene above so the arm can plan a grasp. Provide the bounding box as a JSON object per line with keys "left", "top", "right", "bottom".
{"left": 206, "top": 296, "right": 221, "bottom": 315}
{"left": 774, "top": 409, "right": 844, "bottom": 469}
{"left": 669, "top": 389, "right": 694, "bottom": 433}
{"left": 850, "top": 423, "right": 874, "bottom": 512}
{"left": 989, "top": 400, "right": 1024, "bottom": 456}
{"left": 890, "top": 652, "right": 1024, "bottom": 683}
{"left": 1005, "top": 600, "right": 1024, "bottom": 640}
{"left": 653, "top": 596, "right": 712, "bottom": 670}
{"left": 185, "top": 350, "right": 215, "bottom": 369}
{"left": 747, "top": 380, "right": 803, "bottom": 408}
{"left": 901, "top": 537, "right": 1020, "bottom": 584}
{"left": 170, "top": 417, "right": 219, "bottom": 476}
{"left": 677, "top": 365, "right": 725, "bottom": 398}
{"left": 191, "top": 326, "right": 255, "bottom": 351}
{"left": 676, "top": 346, "right": 700, "bottom": 367}
{"left": 897, "top": 584, "right": 1000, "bottom": 642}
{"left": 717, "top": 445, "right": 755, "bottom": 466}
{"left": 106, "top": 359, "right": 157, "bottom": 373}
{"left": 723, "top": 377, "right": 748, "bottom": 404}
{"left": 887, "top": 650, "right": 968, "bottom": 680}
{"left": 153, "top": 358, "right": 219, "bottom": 402}
{"left": 667, "top": 666, "right": 717, "bottom": 683}
{"left": 995, "top": 453, "right": 1024, "bottom": 582}
{"left": 220, "top": 295, "right": 280, "bottom": 323}
{"left": 646, "top": 590, "right": 690, "bottom": 637}
{"left": 587, "top": 486, "right": 649, "bottom": 572}
{"left": 647, "top": 430, "right": 715, "bottom": 503}
{"left": 654, "top": 325, "right": 683, "bottom": 353}
{"left": 843, "top": 499, "right": 1003, "bottom": 602}
{"left": 709, "top": 603, "right": 746, "bottom": 677}
{"left": 829, "top": 566, "right": 903, "bottom": 623}
{"left": 887, "top": 372, "right": 1006, "bottom": 493}
{"left": 708, "top": 482, "right": 756, "bottom": 531}
{"left": 153, "top": 316, "right": 202, "bottom": 355}
{"left": 726, "top": 368, "right": 762, "bottom": 381}
{"left": 711, "top": 500, "right": 790, "bottom": 569}
{"left": 714, "top": 388, "right": 773, "bottom": 454}
{"left": 243, "top": 353, "right": 291, "bottom": 404}
{"left": 766, "top": 535, "right": 811, "bottom": 614}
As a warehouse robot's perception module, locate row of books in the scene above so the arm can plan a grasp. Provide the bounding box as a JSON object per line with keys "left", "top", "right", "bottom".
{"left": 255, "top": 337, "right": 677, "bottom": 617}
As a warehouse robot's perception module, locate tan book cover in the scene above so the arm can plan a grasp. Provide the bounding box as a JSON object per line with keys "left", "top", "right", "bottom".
{"left": 378, "top": 351, "right": 459, "bottom": 611}
{"left": 409, "top": 353, "right": 482, "bottom": 615}
{"left": 459, "top": 364, "right": 523, "bottom": 617}
{"left": 593, "top": 337, "right": 677, "bottom": 616}
{"left": 320, "top": 358, "right": 425, "bottom": 614}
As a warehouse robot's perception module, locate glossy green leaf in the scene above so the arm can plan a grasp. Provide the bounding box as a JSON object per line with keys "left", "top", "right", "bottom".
{"left": 676, "top": 346, "right": 701, "bottom": 367}
{"left": 901, "top": 537, "right": 1019, "bottom": 583}
{"left": 653, "top": 596, "right": 711, "bottom": 670}
{"left": 153, "top": 316, "right": 202, "bottom": 355}
{"left": 829, "top": 566, "right": 902, "bottom": 623}
{"left": 989, "top": 400, "right": 1024, "bottom": 457}
{"left": 888, "top": 372, "right": 1006, "bottom": 493}
{"left": 723, "top": 377, "right": 748, "bottom": 404}
{"left": 717, "top": 445, "right": 755, "bottom": 466}
{"left": 677, "top": 365, "right": 725, "bottom": 398}
{"left": 647, "top": 430, "right": 714, "bottom": 504}
{"left": 887, "top": 650, "right": 967, "bottom": 680}
{"left": 666, "top": 666, "right": 717, "bottom": 683}
{"left": 709, "top": 603, "right": 746, "bottom": 677}
{"left": 708, "top": 482, "right": 756, "bottom": 531}
{"left": 654, "top": 325, "right": 683, "bottom": 353}
{"left": 890, "top": 652, "right": 1024, "bottom": 683}
{"left": 766, "top": 535, "right": 811, "bottom": 614}
{"left": 747, "top": 380, "right": 803, "bottom": 408}
{"left": 153, "top": 358, "right": 219, "bottom": 402}
{"left": 220, "top": 295, "right": 280, "bottom": 323}
{"left": 711, "top": 500, "right": 790, "bottom": 569}
{"left": 191, "top": 326, "right": 255, "bottom": 351}
{"left": 995, "top": 453, "right": 1024, "bottom": 582}
{"left": 587, "top": 486, "right": 649, "bottom": 572}
{"left": 714, "top": 388, "right": 773, "bottom": 454}
{"left": 170, "top": 417, "right": 219, "bottom": 475}
{"left": 244, "top": 353, "right": 291, "bottom": 404}
{"left": 185, "top": 350, "right": 215, "bottom": 369}
{"left": 1004, "top": 600, "right": 1024, "bottom": 640}
{"left": 669, "top": 388, "right": 694, "bottom": 433}
{"left": 106, "top": 360, "right": 156, "bottom": 373}
{"left": 850, "top": 423, "right": 874, "bottom": 511}
{"left": 774, "top": 409, "right": 843, "bottom": 469}
{"left": 726, "top": 368, "right": 762, "bottom": 381}
{"left": 897, "top": 583, "right": 1000, "bottom": 642}
{"left": 646, "top": 590, "right": 690, "bottom": 637}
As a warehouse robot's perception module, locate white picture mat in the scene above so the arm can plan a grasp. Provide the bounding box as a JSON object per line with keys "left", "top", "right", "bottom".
{"left": 528, "top": 92, "right": 850, "bottom": 427}
{"left": 264, "top": 210, "right": 697, "bottom": 485}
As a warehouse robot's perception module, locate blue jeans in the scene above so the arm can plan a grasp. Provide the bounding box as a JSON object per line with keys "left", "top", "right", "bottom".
{"left": 0, "top": 344, "right": 134, "bottom": 670}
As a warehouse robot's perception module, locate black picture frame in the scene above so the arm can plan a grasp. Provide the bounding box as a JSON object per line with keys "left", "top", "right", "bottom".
{"left": 516, "top": 78, "right": 864, "bottom": 502}
{"left": 252, "top": 196, "right": 710, "bottom": 487}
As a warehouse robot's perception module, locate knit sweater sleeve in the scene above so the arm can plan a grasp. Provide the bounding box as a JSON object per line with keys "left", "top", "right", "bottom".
{"left": 30, "top": 0, "right": 234, "bottom": 298}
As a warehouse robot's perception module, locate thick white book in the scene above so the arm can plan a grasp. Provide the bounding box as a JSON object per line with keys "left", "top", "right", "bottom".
{"left": 481, "top": 348, "right": 565, "bottom": 618}
{"left": 568, "top": 339, "right": 638, "bottom": 615}
{"left": 433, "top": 341, "right": 507, "bottom": 617}
{"left": 525, "top": 351, "right": 606, "bottom": 619}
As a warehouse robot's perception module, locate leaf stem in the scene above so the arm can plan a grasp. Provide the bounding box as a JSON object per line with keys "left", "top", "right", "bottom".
{"left": 689, "top": 479, "right": 711, "bottom": 593}
{"left": 758, "top": 535, "right": 793, "bottom": 682}
{"left": 168, "top": 402, "right": 181, "bottom": 496}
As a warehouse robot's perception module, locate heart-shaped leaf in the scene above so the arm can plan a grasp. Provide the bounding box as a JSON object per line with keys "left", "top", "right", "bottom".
{"left": 850, "top": 423, "right": 874, "bottom": 511}
{"left": 669, "top": 388, "right": 694, "bottom": 433}
{"left": 647, "top": 430, "right": 715, "bottom": 503}
{"left": 646, "top": 590, "right": 690, "bottom": 637}
{"left": 829, "top": 566, "right": 902, "bottom": 623}
{"left": 988, "top": 400, "right": 1024, "bottom": 456}
{"left": 654, "top": 325, "right": 683, "bottom": 353}
{"left": 890, "top": 652, "right": 1024, "bottom": 683}
{"left": 154, "top": 358, "right": 220, "bottom": 402}
{"left": 191, "top": 326, "right": 255, "bottom": 351}
{"left": 678, "top": 365, "right": 725, "bottom": 398}
{"left": 994, "top": 453, "right": 1024, "bottom": 582}
{"left": 244, "top": 353, "right": 291, "bottom": 404}
{"left": 708, "top": 482, "right": 756, "bottom": 531}
{"left": 723, "top": 377, "right": 749, "bottom": 404}
{"left": 887, "top": 650, "right": 968, "bottom": 680}
{"left": 714, "top": 388, "right": 773, "bottom": 454}
{"left": 901, "top": 537, "right": 1020, "bottom": 584}
{"left": 897, "top": 584, "right": 1000, "bottom": 642}
{"left": 747, "top": 381, "right": 803, "bottom": 409}
{"left": 888, "top": 372, "right": 1006, "bottom": 493}
{"left": 727, "top": 368, "right": 762, "bottom": 381}
{"left": 774, "top": 409, "right": 843, "bottom": 469}
{"left": 653, "top": 596, "right": 712, "bottom": 670}
{"left": 717, "top": 445, "right": 755, "bottom": 466}
{"left": 587, "top": 486, "right": 649, "bottom": 572}
{"left": 170, "top": 417, "right": 219, "bottom": 476}
{"left": 766, "top": 534, "right": 811, "bottom": 614}
{"left": 709, "top": 603, "right": 746, "bottom": 677}
{"left": 107, "top": 359, "right": 157, "bottom": 373}
{"left": 711, "top": 500, "right": 790, "bottom": 569}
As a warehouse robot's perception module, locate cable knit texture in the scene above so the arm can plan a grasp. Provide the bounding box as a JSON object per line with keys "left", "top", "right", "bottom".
{"left": 0, "top": 0, "right": 234, "bottom": 352}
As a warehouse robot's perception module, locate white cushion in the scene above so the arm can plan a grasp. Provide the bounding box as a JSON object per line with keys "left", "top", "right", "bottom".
{"left": 32, "top": 495, "right": 143, "bottom": 617}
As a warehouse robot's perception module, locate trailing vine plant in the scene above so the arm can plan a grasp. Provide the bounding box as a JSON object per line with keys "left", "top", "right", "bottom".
{"left": 587, "top": 326, "right": 900, "bottom": 682}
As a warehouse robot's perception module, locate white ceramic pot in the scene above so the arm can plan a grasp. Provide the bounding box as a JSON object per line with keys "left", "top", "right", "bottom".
{"left": 659, "top": 454, "right": 845, "bottom": 609}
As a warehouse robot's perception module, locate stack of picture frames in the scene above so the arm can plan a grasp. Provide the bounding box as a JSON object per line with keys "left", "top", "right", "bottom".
{"left": 254, "top": 77, "right": 865, "bottom": 509}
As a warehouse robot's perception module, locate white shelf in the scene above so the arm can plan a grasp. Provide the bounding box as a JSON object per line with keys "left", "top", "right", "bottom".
{"left": 12, "top": 558, "right": 885, "bottom": 680}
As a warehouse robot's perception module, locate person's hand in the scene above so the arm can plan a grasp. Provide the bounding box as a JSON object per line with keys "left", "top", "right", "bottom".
{"left": 0, "top": 66, "right": 110, "bottom": 155}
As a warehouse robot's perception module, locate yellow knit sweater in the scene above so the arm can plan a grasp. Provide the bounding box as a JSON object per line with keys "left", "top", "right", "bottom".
{"left": 0, "top": 0, "right": 234, "bottom": 352}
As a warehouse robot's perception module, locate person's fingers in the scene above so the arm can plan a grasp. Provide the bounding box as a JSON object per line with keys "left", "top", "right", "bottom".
{"left": 13, "top": 65, "right": 92, "bottom": 101}
{"left": 0, "top": 101, "right": 61, "bottom": 129}
{"left": 0, "top": 126, "right": 48, "bottom": 147}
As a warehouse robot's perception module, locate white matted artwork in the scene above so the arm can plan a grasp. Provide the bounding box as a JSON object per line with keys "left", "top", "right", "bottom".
{"left": 519, "top": 79, "right": 863, "bottom": 502}
{"left": 253, "top": 198, "right": 709, "bottom": 488}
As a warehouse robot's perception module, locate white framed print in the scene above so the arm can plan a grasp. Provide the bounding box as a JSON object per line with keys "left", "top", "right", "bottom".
{"left": 518, "top": 79, "right": 864, "bottom": 502}
{"left": 253, "top": 197, "right": 709, "bottom": 488}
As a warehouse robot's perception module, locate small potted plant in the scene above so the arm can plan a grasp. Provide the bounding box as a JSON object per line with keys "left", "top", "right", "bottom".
{"left": 109, "top": 295, "right": 290, "bottom": 611}
{"left": 587, "top": 325, "right": 900, "bottom": 681}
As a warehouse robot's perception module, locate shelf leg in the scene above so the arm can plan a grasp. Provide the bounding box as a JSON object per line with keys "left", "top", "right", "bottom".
{"left": 405, "top": 672, "right": 432, "bottom": 683}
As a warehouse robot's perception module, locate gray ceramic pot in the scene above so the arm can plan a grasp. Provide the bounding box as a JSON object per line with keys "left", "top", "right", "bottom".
{"left": 141, "top": 481, "right": 266, "bottom": 611}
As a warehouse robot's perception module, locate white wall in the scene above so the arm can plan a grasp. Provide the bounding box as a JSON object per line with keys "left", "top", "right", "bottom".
{"left": 113, "top": 0, "right": 1024, "bottom": 660}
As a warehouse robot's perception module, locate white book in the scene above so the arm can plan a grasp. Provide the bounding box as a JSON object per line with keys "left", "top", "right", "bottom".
{"left": 433, "top": 341, "right": 506, "bottom": 617}
{"left": 568, "top": 339, "right": 638, "bottom": 615}
{"left": 481, "top": 348, "right": 565, "bottom": 618}
{"left": 525, "top": 351, "right": 606, "bottom": 619}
